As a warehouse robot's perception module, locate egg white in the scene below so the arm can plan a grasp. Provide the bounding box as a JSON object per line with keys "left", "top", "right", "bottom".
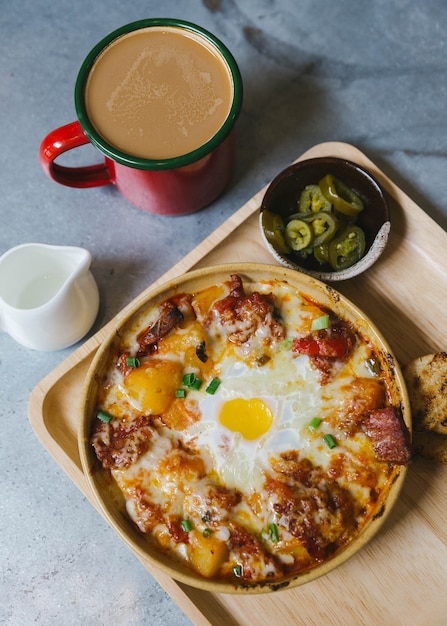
{"left": 182, "top": 349, "right": 324, "bottom": 494}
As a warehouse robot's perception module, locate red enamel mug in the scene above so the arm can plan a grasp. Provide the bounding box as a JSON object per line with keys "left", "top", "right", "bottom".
{"left": 39, "top": 18, "right": 243, "bottom": 216}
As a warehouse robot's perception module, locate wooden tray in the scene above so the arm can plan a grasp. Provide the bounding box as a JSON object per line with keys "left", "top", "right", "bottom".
{"left": 29, "top": 142, "right": 447, "bottom": 626}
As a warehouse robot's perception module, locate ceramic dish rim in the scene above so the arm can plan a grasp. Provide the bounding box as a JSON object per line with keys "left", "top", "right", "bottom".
{"left": 78, "top": 262, "right": 410, "bottom": 594}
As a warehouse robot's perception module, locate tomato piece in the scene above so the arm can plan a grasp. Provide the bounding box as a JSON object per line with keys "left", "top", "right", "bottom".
{"left": 292, "top": 336, "right": 352, "bottom": 358}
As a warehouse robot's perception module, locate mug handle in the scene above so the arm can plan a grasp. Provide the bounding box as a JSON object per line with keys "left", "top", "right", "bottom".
{"left": 39, "top": 121, "right": 112, "bottom": 188}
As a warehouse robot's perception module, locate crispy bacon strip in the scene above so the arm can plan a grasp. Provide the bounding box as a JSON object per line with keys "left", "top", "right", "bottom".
{"left": 269, "top": 453, "right": 357, "bottom": 562}
{"left": 228, "top": 273, "right": 245, "bottom": 298}
{"left": 207, "top": 274, "right": 285, "bottom": 346}
{"left": 137, "top": 302, "right": 183, "bottom": 353}
{"left": 91, "top": 415, "right": 154, "bottom": 470}
{"left": 362, "top": 406, "right": 412, "bottom": 465}
{"left": 205, "top": 485, "right": 242, "bottom": 512}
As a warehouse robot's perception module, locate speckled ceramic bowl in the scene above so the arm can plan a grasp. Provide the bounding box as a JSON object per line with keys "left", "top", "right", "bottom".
{"left": 259, "top": 157, "right": 390, "bottom": 281}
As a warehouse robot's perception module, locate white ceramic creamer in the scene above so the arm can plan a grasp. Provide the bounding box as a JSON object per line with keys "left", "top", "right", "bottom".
{"left": 0, "top": 243, "right": 99, "bottom": 350}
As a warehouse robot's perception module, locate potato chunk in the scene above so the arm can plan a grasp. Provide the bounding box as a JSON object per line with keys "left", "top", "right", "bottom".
{"left": 187, "top": 530, "right": 229, "bottom": 578}
{"left": 124, "top": 359, "right": 182, "bottom": 415}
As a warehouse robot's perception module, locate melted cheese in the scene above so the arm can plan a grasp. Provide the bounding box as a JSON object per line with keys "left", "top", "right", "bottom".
{"left": 91, "top": 276, "right": 398, "bottom": 584}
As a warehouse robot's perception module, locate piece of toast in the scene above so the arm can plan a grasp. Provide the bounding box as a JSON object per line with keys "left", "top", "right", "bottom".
{"left": 402, "top": 352, "right": 447, "bottom": 435}
{"left": 402, "top": 352, "right": 447, "bottom": 464}
{"left": 411, "top": 430, "right": 447, "bottom": 465}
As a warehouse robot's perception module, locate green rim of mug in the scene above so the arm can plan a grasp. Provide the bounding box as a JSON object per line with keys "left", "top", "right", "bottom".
{"left": 74, "top": 18, "right": 243, "bottom": 170}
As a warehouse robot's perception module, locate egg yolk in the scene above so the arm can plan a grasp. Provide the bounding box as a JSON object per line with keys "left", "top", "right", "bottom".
{"left": 219, "top": 398, "right": 273, "bottom": 440}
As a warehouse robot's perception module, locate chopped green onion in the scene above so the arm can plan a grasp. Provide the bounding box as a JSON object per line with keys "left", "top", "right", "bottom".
{"left": 181, "top": 519, "right": 193, "bottom": 532}
{"left": 182, "top": 372, "right": 196, "bottom": 386}
{"left": 312, "top": 314, "right": 330, "bottom": 331}
{"left": 233, "top": 564, "right": 242, "bottom": 578}
{"left": 190, "top": 377, "right": 203, "bottom": 390}
{"left": 97, "top": 410, "right": 113, "bottom": 423}
{"left": 308, "top": 417, "right": 321, "bottom": 432}
{"left": 269, "top": 523, "right": 279, "bottom": 543}
{"left": 202, "top": 528, "right": 212, "bottom": 538}
{"left": 182, "top": 372, "right": 202, "bottom": 389}
{"left": 126, "top": 356, "right": 140, "bottom": 368}
{"left": 280, "top": 338, "right": 292, "bottom": 351}
{"left": 175, "top": 388, "right": 186, "bottom": 398}
{"left": 323, "top": 433, "right": 337, "bottom": 449}
{"left": 206, "top": 377, "right": 221, "bottom": 395}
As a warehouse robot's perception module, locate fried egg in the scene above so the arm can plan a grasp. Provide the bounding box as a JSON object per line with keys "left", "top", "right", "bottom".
{"left": 181, "top": 347, "right": 327, "bottom": 494}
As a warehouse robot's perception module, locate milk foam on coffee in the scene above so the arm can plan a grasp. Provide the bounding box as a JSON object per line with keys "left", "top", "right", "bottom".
{"left": 85, "top": 27, "right": 233, "bottom": 160}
